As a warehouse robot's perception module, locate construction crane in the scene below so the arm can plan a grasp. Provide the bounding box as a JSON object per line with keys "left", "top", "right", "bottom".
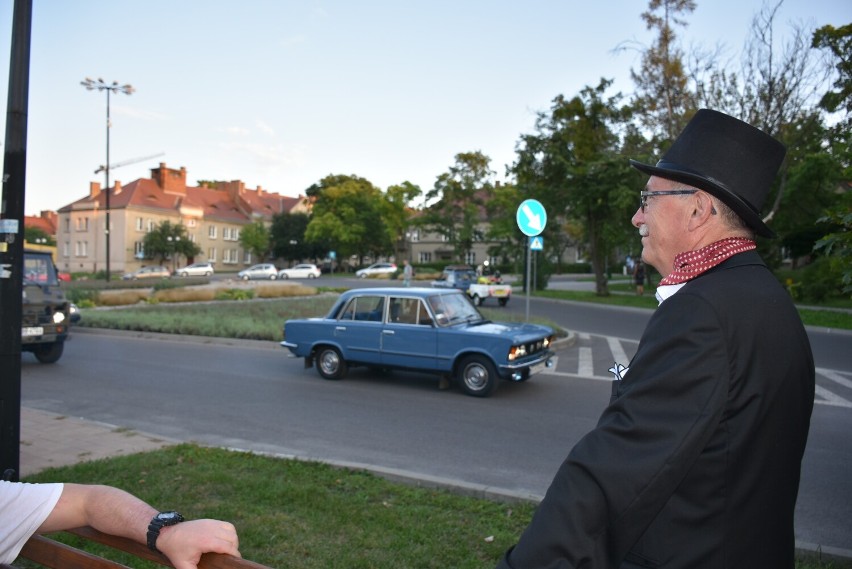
{"left": 94, "top": 152, "right": 165, "bottom": 174}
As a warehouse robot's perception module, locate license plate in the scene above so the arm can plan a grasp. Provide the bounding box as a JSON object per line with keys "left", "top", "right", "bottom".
{"left": 22, "top": 326, "right": 44, "bottom": 337}
{"left": 493, "top": 289, "right": 508, "bottom": 296}
{"left": 529, "top": 356, "right": 556, "bottom": 376}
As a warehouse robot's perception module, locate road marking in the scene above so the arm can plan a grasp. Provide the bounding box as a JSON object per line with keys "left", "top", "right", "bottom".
{"left": 818, "top": 368, "right": 852, "bottom": 390}
{"left": 578, "top": 347, "right": 594, "bottom": 377}
{"left": 814, "top": 385, "right": 852, "bottom": 408}
{"left": 607, "top": 337, "right": 629, "bottom": 367}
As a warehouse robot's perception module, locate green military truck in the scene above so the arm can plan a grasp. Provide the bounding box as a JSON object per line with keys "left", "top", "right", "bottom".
{"left": 21, "top": 249, "right": 72, "bottom": 363}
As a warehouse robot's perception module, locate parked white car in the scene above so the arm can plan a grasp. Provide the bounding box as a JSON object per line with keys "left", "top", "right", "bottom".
{"left": 355, "top": 262, "right": 398, "bottom": 278}
{"left": 238, "top": 263, "right": 278, "bottom": 280}
{"left": 174, "top": 262, "right": 215, "bottom": 277}
{"left": 278, "top": 263, "right": 321, "bottom": 279}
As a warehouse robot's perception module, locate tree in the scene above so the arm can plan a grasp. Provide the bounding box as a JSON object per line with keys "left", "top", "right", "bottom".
{"left": 271, "top": 212, "right": 326, "bottom": 263}
{"left": 24, "top": 226, "right": 55, "bottom": 247}
{"left": 141, "top": 221, "right": 201, "bottom": 267}
{"left": 239, "top": 221, "right": 270, "bottom": 262}
{"left": 421, "top": 151, "right": 493, "bottom": 263}
{"left": 383, "top": 181, "right": 422, "bottom": 262}
{"left": 304, "top": 174, "right": 391, "bottom": 264}
{"left": 628, "top": 0, "right": 697, "bottom": 142}
{"left": 512, "top": 80, "right": 640, "bottom": 295}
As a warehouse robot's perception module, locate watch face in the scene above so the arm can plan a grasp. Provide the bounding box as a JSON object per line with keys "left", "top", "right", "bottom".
{"left": 158, "top": 512, "right": 180, "bottom": 521}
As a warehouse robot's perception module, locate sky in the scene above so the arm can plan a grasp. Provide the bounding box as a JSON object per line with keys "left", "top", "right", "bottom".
{"left": 1, "top": 0, "right": 850, "bottom": 217}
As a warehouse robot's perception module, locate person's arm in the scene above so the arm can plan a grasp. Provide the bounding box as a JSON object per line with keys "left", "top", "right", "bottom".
{"left": 38, "top": 484, "right": 240, "bottom": 569}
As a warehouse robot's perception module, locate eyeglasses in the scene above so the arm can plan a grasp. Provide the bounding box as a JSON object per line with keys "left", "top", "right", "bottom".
{"left": 639, "top": 190, "right": 697, "bottom": 213}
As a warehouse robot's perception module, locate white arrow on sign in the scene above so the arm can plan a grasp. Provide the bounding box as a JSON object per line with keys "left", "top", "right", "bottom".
{"left": 521, "top": 203, "right": 544, "bottom": 232}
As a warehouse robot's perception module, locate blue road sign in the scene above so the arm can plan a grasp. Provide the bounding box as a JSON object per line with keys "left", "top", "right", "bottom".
{"left": 529, "top": 236, "right": 544, "bottom": 251}
{"left": 516, "top": 199, "right": 547, "bottom": 236}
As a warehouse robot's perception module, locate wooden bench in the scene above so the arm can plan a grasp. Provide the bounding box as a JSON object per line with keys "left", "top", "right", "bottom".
{"left": 4, "top": 526, "right": 270, "bottom": 569}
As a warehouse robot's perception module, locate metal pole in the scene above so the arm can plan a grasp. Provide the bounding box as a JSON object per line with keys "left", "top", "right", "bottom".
{"left": 525, "top": 240, "right": 531, "bottom": 322}
{"left": 104, "top": 88, "right": 111, "bottom": 282}
{"left": 0, "top": 0, "right": 33, "bottom": 482}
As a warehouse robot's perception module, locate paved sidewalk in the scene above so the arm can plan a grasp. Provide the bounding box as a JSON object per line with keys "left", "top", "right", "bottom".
{"left": 19, "top": 407, "right": 176, "bottom": 477}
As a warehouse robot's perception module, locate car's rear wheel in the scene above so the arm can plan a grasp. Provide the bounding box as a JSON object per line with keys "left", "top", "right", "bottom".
{"left": 269, "top": 274, "right": 277, "bottom": 280}
{"left": 316, "top": 346, "right": 348, "bottom": 380}
{"left": 457, "top": 354, "right": 498, "bottom": 397}
{"left": 34, "top": 341, "right": 64, "bottom": 364}
{"left": 308, "top": 274, "right": 317, "bottom": 279}
{"left": 498, "top": 297, "right": 509, "bottom": 306}
{"left": 471, "top": 294, "right": 482, "bottom": 306}
{"left": 204, "top": 271, "right": 212, "bottom": 276}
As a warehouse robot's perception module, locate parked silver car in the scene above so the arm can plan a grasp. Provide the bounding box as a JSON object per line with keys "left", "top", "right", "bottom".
{"left": 121, "top": 265, "right": 171, "bottom": 280}
{"left": 355, "top": 262, "right": 398, "bottom": 278}
{"left": 238, "top": 263, "right": 278, "bottom": 280}
{"left": 278, "top": 263, "right": 321, "bottom": 279}
{"left": 174, "top": 262, "right": 215, "bottom": 277}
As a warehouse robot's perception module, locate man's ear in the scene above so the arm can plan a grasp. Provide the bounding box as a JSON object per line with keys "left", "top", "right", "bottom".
{"left": 688, "top": 191, "right": 717, "bottom": 230}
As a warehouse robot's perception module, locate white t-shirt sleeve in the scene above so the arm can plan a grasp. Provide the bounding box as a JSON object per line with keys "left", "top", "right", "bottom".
{"left": 0, "top": 481, "right": 64, "bottom": 564}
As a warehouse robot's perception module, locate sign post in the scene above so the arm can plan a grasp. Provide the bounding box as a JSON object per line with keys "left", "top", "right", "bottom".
{"left": 516, "top": 200, "right": 547, "bottom": 322}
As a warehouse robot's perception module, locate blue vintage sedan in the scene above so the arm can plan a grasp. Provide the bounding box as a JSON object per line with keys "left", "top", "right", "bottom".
{"left": 281, "top": 287, "right": 555, "bottom": 397}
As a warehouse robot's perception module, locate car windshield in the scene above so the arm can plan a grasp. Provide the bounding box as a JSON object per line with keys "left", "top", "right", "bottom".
{"left": 427, "top": 293, "right": 482, "bottom": 326}
{"left": 23, "top": 254, "right": 59, "bottom": 286}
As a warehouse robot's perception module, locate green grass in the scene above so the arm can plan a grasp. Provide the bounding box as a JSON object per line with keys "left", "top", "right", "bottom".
{"left": 22, "top": 445, "right": 537, "bottom": 569}
{"left": 78, "top": 295, "right": 567, "bottom": 339}
{"left": 19, "top": 445, "right": 848, "bottom": 569}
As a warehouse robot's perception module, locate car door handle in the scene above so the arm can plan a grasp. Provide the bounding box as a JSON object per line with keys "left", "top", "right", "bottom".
{"left": 383, "top": 330, "right": 395, "bottom": 335}
{"left": 335, "top": 326, "right": 347, "bottom": 331}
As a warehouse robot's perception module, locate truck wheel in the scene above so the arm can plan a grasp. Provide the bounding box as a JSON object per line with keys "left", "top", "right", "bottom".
{"left": 34, "top": 341, "right": 64, "bottom": 364}
{"left": 498, "top": 297, "right": 509, "bottom": 306}
{"left": 316, "top": 346, "right": 348, "bottom": 380}
{"left": 471, "top": 294, "right": 482, "bottom": 306}
{"left": 457, "top": 355, "right": 498, "bottom": 397}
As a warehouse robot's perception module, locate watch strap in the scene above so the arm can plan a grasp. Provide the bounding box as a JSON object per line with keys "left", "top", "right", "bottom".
{"left": 147, "top": 511, "right": 184, "bottom": 552}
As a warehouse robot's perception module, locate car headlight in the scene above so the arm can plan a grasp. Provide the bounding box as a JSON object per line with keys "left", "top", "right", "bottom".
{"left": 53, "top": 311, "right": 66, "bottom": 324}
{"left": 508, "top": 344, "right": 528, "bottom": 361}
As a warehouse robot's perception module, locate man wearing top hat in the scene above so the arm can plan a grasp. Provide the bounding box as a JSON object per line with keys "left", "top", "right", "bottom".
{"left": 496, "top": 109, "right": 815, "bottom": 568}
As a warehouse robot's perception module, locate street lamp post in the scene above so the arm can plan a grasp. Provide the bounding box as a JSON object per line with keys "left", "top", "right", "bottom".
{"left": 81, "top": 78, "right": 134, "bottom": 282}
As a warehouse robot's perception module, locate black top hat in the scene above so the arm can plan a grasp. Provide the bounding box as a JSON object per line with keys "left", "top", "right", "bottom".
{"left": 629, "top": 109, "right": 786, "bottom": 238}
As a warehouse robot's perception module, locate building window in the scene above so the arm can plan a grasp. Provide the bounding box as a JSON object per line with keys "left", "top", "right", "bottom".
{"left": 63, "top": 218, "right": 70, "bottom": 233}
{"left": 75, "top": 217, "right": 89, "bottom": 231}
{"left": 224, "top": 249, "right": 240, "bottom": 264}
{"left": 135, "top": 217, "right": 143, "bottom": 231}
{"left": 75, "top": 241, "right": 88, "bottom": 257}
{"left": 208, "top": 247, "right": 217, "bottom": 261}
{"left": 147, "top": 219, "right": 155, "bottom": 232}
{"left": 243, "top": 251, "right": 252, "bottom": 264}
{"left": 464, "top": 252, "right": 476, "bottom": 265}
{"left": 208, "top": 226, "right": 217, "bottom": 239}
{"left": 62, "top": 241, "right": 69, "bottom": 257}
{"left": 134, "top": 241, "right": 144, "bottom": 258}
{"left": 419, "top": 252, "right": 432, "bottom": 263}
{"left": 407, "top": 230, "right": 420, "bottom": 242}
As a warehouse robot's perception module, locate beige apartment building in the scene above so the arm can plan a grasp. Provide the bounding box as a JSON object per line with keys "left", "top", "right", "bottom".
{"left": 56, "top": 163, "right": 308, "bottom": 275}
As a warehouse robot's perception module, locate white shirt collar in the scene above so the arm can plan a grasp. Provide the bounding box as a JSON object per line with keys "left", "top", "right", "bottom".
{"left": 655, "top": 283, "right": 687, "bottom": 305}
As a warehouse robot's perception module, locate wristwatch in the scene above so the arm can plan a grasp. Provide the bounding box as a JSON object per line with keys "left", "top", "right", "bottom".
{"left": 147, "top": 511, "right": 184, "bottom": 552}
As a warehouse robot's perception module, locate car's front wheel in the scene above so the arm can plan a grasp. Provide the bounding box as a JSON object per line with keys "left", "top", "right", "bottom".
{"left": 315, "top": 346, "right": 348, "bottom": 380}
{"left": 279, "top": 273, "right": 289, "bottom": 279}
{"left": 457, "top": 354, "right": 498, "bottom": 397}
{"left": 33, "top": 341, "right": 64, "bottom": 364}
{"left": 179, "top": 271, "right": 188, "bottom": 277}
{"left": 269, "top": 274, "right": 277, "bottom": 280}
{"left": 241, "top": 275, "right": 249, "bottom": 281}
{"left": 471, "top": 294, "right": 482, "bottom": 306}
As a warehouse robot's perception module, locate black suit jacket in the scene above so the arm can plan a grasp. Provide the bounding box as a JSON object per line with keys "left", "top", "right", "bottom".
{"left": 498, "top": 251, "right": 815, "bottom": 568}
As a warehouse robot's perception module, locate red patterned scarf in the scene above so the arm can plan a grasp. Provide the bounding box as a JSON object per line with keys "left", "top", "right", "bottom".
{"left": 659, "top": 237, "right": 756, "bottom": 285}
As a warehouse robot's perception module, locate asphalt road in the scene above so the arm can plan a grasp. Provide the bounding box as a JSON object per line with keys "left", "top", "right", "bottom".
{"left": 19, "top": 279, "right": 852, "bottom": 553}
